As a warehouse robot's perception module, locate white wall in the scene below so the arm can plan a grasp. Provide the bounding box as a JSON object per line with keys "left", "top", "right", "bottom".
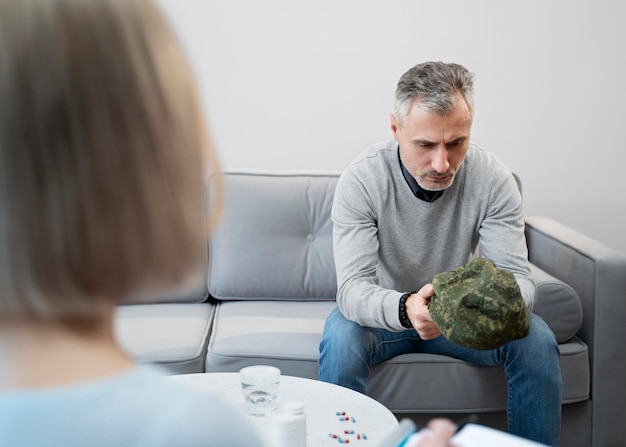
{"left": 158, "top": 0, "right": 626, "bottom": 254}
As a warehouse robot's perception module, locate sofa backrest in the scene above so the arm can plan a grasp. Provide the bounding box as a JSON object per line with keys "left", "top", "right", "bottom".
{"left": 207, "top": 172, "right": 339, "bottom": 301}
{"left": 206, "top": 171, "right": 583, "bottom": 342}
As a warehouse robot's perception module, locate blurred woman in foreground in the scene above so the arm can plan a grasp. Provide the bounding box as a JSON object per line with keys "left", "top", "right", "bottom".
{"left": 0, "top": 0, "right": 261, "bottom": 445}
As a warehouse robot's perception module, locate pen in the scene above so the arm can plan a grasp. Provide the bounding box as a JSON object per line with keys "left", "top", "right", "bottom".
{"left": 454, "top": 414, "right": 479, "bottom": 433}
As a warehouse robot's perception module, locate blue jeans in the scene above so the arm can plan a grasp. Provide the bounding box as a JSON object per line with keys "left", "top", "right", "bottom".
{"left": 319, "top": 308, "right": 562, "bottom": 446}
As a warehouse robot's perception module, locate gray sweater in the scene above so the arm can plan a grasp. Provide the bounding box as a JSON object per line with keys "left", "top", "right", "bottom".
{"left": 332, "top": 139, "right": 536, "bottom": 331}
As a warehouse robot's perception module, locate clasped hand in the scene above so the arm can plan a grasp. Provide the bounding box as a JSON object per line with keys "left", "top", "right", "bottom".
{"left": 405, "top": 284, "right": 441, "bottom": 339}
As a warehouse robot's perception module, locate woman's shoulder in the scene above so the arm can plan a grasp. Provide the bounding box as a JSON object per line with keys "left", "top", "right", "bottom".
{"left": 0, "top": 366, "right": 266, "bottom": 447}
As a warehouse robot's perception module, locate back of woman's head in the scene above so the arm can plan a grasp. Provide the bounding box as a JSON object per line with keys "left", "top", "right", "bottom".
{"left": 0, "top": 0, "right": 214, "bottom": 321}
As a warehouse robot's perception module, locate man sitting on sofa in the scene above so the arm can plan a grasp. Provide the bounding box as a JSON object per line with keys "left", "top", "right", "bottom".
{"left": 318, "top": 61, "right": 562, "bottom": 446}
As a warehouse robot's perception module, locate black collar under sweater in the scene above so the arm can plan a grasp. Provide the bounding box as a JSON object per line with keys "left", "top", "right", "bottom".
{"left": 398, "top": 147, "right": 445, "bottom": 203}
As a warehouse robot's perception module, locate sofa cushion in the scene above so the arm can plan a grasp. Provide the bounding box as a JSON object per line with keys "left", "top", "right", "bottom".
{"left": 205, "top": 300, "right": 336, "bottom": 378}
{"left": 207, "top": 172, "right": 338, "bottom": 301}
{"left": 368, "top": 337, "right": 589, "bottom": 413}
{"left": 530, "top": 263, "right": 583, "bottom": 343}
{"left": 205, "top": 300, "right": 589, "bottom": 413}
{"left": 114, "top": 302, "right": 215, "bottom": 374}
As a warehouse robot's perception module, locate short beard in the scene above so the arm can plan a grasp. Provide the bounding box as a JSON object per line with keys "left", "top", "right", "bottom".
{"left": 416, "top": 173, "right": 455, "bottom": 191}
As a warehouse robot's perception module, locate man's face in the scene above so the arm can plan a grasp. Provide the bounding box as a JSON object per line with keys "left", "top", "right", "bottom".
{"left": 390, "top": 95, "right": 473, "bottom": 191}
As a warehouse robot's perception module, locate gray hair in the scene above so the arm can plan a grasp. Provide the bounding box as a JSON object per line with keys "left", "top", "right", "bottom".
{"left": 0, "top": 0, "right": 218, "bottom": 322}
{"left": 393, "top": 61, "right": 475, "bottom": 125}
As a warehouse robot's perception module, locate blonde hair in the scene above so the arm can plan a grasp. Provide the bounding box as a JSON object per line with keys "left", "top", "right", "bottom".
{"left": 0, "top": 0, "right": 217, "bottom": 321}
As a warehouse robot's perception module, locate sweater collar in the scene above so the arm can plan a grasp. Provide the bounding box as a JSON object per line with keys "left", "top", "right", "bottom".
{"left": 397, "top": 146, "right": 445, "bottom": 203}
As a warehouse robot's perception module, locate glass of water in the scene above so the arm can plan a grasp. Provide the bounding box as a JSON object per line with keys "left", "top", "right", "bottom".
{"left": 239, "top": 365, "right": 281, "bottom": 416}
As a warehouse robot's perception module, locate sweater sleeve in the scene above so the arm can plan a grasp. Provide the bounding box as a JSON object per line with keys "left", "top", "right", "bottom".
{"left": 332, "top": 169, "right": 406, "bottom": 331}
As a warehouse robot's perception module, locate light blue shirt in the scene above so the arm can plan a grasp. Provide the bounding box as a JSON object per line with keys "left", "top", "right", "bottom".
{"left": 0, "top": 366, "right": 265, "bottom": 447}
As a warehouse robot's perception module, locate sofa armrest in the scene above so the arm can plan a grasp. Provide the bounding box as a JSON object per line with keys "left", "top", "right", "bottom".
{"left": 525, "top": 216, "right": 626, "bottom": 447}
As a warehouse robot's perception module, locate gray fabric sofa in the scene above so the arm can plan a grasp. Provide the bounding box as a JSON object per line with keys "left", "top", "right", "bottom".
{"left": 115, "top": 171, "right": 626, "bottom": 447}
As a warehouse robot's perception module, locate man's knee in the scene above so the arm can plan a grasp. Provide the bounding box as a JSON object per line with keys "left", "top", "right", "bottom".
{"left": 510, "top": 314, "right": 560, "bottom": 369}
{"left": 320, "top": 308, "right": 368, "bottom": 356}
{"left": 318, "top": 308, "right": 372, "bottom": 392}
{"left": 527, "top": 314, "right": 559, "bottom": 350}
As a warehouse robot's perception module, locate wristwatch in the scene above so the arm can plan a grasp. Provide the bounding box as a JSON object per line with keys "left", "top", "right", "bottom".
{"left": 399, "top": 291, "right": 417, "bottom": 329}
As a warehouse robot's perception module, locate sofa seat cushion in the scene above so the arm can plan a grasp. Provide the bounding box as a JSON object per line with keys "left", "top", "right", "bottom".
{"left": 206, "top": 300, "right": 589, "bottom": 414}
{"left": 205, "top": 300, "right": 336, "bottom": 378}
{"left": 368, "top": 336, "right": 589, "bottom": 413}
{"left": 115, "top": 302, "right": 215, "bottom": 374}
{"left": 530, "top": 263, "right": 583, "bottom": 343}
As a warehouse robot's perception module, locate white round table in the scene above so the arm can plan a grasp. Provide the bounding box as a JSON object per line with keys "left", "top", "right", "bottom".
{"left": 168, "top": 373, "right": 398, "bottom": 446}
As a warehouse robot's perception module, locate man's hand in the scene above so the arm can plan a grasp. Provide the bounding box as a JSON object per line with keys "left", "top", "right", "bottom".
{"left": 406, "top": 284, "right": 441, "bottom": 339}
